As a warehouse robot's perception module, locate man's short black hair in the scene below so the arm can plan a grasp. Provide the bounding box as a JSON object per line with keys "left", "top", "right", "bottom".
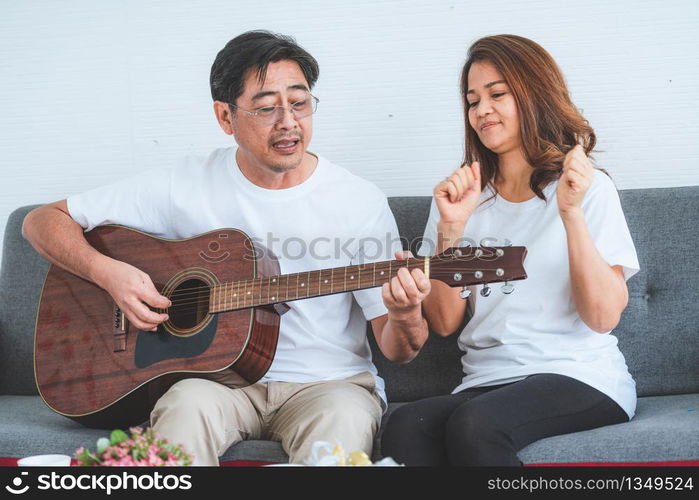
{"left": 210, "top": 30, "right": 319, "bottom": 105}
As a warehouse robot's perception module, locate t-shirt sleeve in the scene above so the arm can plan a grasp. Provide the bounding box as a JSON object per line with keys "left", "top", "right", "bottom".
{"left": 351, "top": 197, "right": 404, "bottom": 321}
{"left": 417, "top": 198, "right": 440, "bottom": 257}
{"left": 66, "top": 168, "right": 174, "bottom": 236}
{"left": 582, "top": 170, "right": 640, "bottom": 281}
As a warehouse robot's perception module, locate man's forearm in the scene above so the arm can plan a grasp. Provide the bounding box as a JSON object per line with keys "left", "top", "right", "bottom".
{"left": 22, "top": 202, "right": 109, "bottom": 285}
{"left": 377, "top": 310, "right": 429, "bottom": 363}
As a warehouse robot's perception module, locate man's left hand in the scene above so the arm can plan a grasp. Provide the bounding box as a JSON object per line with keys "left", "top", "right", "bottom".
{"left": 381, "top": 250, "right": 431, "bottom": 319}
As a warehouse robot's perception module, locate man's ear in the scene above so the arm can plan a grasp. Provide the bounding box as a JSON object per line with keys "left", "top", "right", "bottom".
{"left": 213, "top": 101, "right": 235, "bottom": 136}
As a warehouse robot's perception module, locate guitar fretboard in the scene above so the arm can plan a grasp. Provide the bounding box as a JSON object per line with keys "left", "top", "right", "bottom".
{"left": 209, "top": 257, "right": 429, "bottom": 313}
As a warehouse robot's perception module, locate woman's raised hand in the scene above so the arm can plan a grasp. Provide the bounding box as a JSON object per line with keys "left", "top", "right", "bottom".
{"left": 557, "top": 145, "right": 594, "bottom": 219}
{"left": 434, "top": 161, "right": 482, "bottom": 226}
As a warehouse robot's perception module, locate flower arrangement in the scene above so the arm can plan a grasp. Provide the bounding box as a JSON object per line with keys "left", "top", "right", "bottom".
{"left": 74, "top": 427, "right": 193, "bottom": 466}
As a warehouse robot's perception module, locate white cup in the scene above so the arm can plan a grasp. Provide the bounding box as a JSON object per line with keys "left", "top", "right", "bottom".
{"left": 17, "top": 454, "right": 71, "bottom": 467}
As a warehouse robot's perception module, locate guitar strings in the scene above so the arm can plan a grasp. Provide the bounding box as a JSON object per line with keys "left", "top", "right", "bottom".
{"left": 155, "top": 268, "right": 517, "bottom": 315}
{"left": 160, "top": 262, "right": 514, "bottom": 306}
{"left": 146, "top": 253, "right": 515, "bottom": 314}
{"left": 159, "top": 267, "right": 505, "bottom": 305}
{"left": 160, "top": 261, "right": 429, "bottom": 301}
{"left": 158, "top": 256, "right": 507, "bottom": 303}
{"left": 156, "top": 253, "right": 510, "bottom": 311}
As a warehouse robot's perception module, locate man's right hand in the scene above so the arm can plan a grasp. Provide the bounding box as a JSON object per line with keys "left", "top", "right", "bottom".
{"left": 95, "top": 260, "right": 170, "bottom": 332}
{"left": 22, "top": 200, "right": 170, "bottom": 332}
{"left": 434, "top": 161, "right": 482, "bottom": 226}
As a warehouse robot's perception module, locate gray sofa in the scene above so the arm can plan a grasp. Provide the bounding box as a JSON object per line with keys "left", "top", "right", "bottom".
{"left": 1, "top": 187, "right": 698, "bottom": 465}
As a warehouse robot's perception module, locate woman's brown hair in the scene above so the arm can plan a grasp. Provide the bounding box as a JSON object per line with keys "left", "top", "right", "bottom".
{"left": 461, "top": 35, "right": 597, "bottom": 200}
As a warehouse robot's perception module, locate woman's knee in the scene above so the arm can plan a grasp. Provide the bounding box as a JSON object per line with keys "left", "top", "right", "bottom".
{"left": 446, "top": 403, "right": 483, "bottom": 442}
{"left": 383, "top": 400, "right": 453, "bottom": 451}
{"left": 383, "top": 403, "right": 428, "bottom": 438}
{"left": 445, "top": 401, "right": 516, "bottom": 465}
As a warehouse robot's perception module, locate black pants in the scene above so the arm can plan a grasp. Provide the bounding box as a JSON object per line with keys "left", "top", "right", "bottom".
{"left": 380, "top": 374, "right": 628, "bottom": 466}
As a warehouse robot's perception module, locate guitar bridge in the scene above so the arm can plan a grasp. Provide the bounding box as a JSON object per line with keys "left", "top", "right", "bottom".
{"left": 113, "top": 305, "right": 128, "bottom": 352}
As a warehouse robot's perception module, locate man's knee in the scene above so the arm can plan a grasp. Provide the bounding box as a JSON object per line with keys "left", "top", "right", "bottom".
{"left": 151, "top": 378, "right": 225, "bottom": 421}
{"left": 314, "top": 383, "right": 380, "bottom": 419}
{"left": 283, "top": 383, "right": 381, "bottom": 461}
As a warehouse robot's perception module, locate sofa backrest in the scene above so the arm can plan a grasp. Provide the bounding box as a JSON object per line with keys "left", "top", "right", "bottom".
{"left": 1, "top": 187, "right": 698, "bottom": 399}
{"left": 0, "top": 205, "right": 49, "bottom": 395}
{"left": 615, "top": 187, "right": 699, "bottom": 397}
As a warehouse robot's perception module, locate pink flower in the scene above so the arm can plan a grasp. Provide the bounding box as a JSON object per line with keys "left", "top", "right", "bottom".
{"left": 74, "top": 427, "right": 192, "bottom": 466}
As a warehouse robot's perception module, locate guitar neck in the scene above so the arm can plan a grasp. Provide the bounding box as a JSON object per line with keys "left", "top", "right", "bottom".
{"left": 209, "top": 257, "right": 429, "bottom": 313}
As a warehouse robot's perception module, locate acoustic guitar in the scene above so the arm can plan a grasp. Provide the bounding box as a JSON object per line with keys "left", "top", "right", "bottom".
{"left": 34, "top": 225, "right": 527, "bottom": 428}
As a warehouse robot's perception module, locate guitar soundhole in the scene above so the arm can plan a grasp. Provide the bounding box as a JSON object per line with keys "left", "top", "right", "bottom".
{"left": 168, "top": 278, "right": 211, "bottom": 331}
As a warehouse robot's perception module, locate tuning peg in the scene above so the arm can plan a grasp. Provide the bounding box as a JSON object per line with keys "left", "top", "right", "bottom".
{"left": 459, "top": 287, "right": 471, "bottom": 299}
{"left": 501, "top": 282, "right": 515, "bottom": 295}
{"left": 480, "top": 284, "right": 491, "bottom": 297}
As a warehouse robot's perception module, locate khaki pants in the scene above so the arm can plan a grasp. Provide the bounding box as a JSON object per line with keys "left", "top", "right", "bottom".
{"left": 150, "top": 371, "right": 383, "bottom": 465}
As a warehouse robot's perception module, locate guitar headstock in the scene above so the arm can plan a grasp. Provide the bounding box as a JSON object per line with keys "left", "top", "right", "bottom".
{"left": 430, "top": 246, "right": 527, "bottom": 288}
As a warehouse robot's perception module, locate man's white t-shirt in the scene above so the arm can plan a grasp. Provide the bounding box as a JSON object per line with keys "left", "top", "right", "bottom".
{"left": 67, "top": 147, "right": 402, "bottom": 405}
{"left": 418, "top": 170, "right": 640, "bottom": 418}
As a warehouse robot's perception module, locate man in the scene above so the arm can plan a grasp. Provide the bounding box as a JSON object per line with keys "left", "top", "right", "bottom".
{"left": 22, "top": 30, "right": 431, "bottom": 465}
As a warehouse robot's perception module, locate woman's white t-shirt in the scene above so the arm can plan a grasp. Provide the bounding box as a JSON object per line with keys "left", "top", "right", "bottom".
{"left": 67, "top": 147, "right": 402, "bottom": 406}
{"left": 418, "top": 170, "right": 640, "bottom": 418}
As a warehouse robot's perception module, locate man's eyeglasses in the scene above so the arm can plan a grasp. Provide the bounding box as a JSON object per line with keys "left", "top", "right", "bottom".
{"left": 230, "top": 94, "right": 319, "bottom": 125}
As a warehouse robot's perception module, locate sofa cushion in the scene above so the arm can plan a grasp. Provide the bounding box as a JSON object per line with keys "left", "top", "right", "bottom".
{"left": 2, "top": 392, "right": 697, "bottom": 464}
{"left": 0, "top": 395, "right": 107, "bottom": 458}
{"left": 219, "top": 439, "right": 288, "bottom": 464}
{"left": 518, "top": 393, "right": 699, "bottom": 463}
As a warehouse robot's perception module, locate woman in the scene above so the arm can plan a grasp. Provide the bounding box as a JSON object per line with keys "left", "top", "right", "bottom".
{"left": 381, "top": 35, "right": 639, "bottom": 466}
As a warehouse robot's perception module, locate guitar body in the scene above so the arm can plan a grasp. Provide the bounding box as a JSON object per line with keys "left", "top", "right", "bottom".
{"left": 34, "top": 226, "right": 282, "bottom": 428}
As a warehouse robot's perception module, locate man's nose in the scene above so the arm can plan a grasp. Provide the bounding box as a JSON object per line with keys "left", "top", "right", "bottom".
{"left": 275, "top": 105, "right": 298, "bottom": 129}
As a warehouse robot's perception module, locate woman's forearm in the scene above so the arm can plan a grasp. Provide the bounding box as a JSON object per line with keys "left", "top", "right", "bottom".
{"left": 562, "top": 208, "right": 628, "bottom": 333}
{"left": 422, "top": 221, "right": 473, "bottom": 336}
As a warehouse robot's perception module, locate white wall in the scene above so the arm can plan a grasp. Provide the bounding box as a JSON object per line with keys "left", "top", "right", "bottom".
{"left": 1, "top": 0, "right": 697, "bottom": 265}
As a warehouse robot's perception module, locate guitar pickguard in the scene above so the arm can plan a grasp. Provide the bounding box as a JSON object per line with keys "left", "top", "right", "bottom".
{"left": 134, "top": 315, "right": 219, "bottom": 368}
